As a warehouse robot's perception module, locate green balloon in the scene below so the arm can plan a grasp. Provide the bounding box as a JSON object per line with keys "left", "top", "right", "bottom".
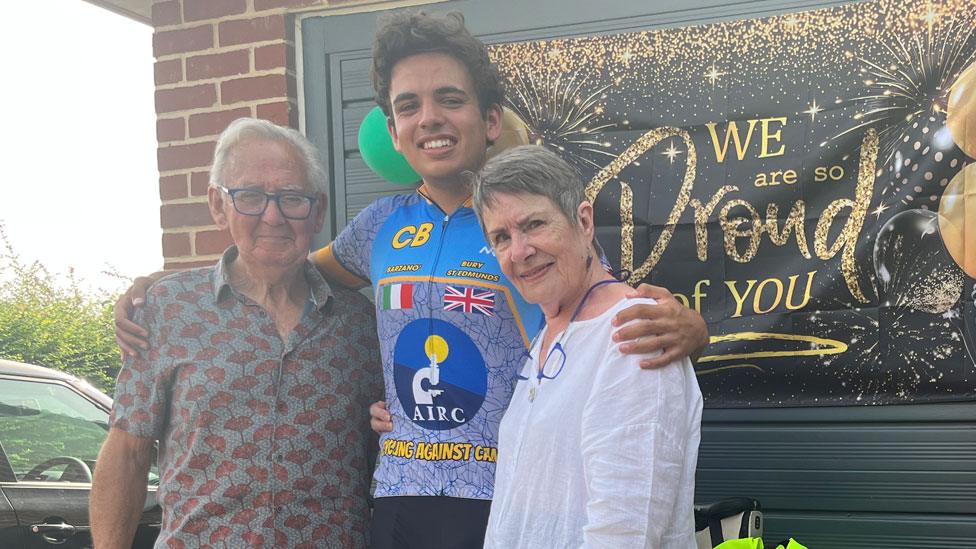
{"left": 358, "top": 106, "right": 421, "bottom": 185}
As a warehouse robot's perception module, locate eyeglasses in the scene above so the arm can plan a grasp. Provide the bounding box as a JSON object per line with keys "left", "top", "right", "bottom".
{"left": 516, "top": 341, "right": 567, "bottom": 382}
{"left": 218, "top": 186, "right": 317, "bottom": 220}
{"left": 514, "top": 279, "right": 625, "bottom": 395}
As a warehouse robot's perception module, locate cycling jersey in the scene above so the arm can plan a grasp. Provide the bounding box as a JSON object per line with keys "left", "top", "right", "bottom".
{"left": 313, "top": 187, "right": 543, "bottom": 500}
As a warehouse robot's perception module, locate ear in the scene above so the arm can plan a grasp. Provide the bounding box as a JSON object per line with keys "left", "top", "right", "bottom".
{"left": 387, "top": 115, "right": 402, "bottom": 153}
{"left": 312, "top": 192, "right": 328, "bottom": 234}
{"left": 485, "top": 104, "right": 503, "bottom": 143}
{"left": 208, "top": 186, "right": 229, "bottom": 230}
{"left": 577, "top": 200, "right": 595, "bottom": 240}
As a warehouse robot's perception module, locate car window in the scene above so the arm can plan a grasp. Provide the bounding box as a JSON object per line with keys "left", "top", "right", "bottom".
{"left": 0, "top": 378, "right": 157, "bottom": 484}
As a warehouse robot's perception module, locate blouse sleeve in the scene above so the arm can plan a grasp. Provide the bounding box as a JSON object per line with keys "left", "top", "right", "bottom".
{"left": 578, "top": 343, "right": 695, "bottom": 548}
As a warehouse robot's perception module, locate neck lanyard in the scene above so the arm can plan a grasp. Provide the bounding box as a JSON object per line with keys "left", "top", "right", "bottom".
{"left": 525, "top": 278, "right": 623, "bottom": 388}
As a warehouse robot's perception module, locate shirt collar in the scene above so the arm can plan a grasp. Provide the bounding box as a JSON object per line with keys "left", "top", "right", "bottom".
{"left": 212, "top": 245, "right": 333, "bottom": 311}
{"left": 416, "top": 183, "right": 474, "bottom": 210}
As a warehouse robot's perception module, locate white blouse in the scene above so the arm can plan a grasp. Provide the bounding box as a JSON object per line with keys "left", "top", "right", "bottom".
{"left": 484, "top": 298, "right": 703, "bottom": 548}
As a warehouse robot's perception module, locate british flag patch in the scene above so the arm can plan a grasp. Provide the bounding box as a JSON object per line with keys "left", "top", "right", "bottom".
{"left": 443, "top": 286, "right": 495, "bottom": 316}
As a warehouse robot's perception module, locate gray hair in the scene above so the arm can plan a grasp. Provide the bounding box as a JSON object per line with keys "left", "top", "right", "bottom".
{"left": 472, "top": 145, "right": 584, "bottom": 225}
{"left": 472, "top": 145, "right": 605, "bottom": 257}
{"left": 209, "top": 117, "right": 328, "bottom": 193}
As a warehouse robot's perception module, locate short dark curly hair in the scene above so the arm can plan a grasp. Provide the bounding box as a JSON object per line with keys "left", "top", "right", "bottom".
{"left": 371, "top": 11, "right": 506, "bottom": 119}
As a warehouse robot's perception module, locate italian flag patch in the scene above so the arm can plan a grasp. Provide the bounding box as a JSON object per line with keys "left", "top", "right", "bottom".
{"left": 381, "top": 283, "right": 413, "bottom": 310}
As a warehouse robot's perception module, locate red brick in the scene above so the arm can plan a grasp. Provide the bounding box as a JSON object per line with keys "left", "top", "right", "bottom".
{"left": 186, "top": 50, "right": 250, "bottom": 81}
{"left": 221, "top": 74, "right": 288, "bottom": 104}
{"left": 158, "top": 141, "right": 216, "bottom": 171}
{"left": 184, "top": 0, "right": 247, "bottom": 22}
{"left": 191, "top": 171, "right": 212, "bottom": 196}
{"left": 155, "top": 84, "right": 217, "bottom": 114}
{"left": 165, "top": 259, "right": 217, "bottom": 270}
{"left": 254, "top": 0, "right": 319, "bottom": 10}
{"left": 256, "top": 101, "right": 296, "bottom": 128}
{"left": 255, "top": 43, "right": 289, "bottom": 71}
{"left": 152, "top": 0, "right": 181, "bottom": 26}
{"left": 153, "top": 25, "right": 213, "bottom": 57}
{"left": 162, "top": 232, "right": 192, "bottom": 257}
{"left": 219, "top": 15, "right": 286, "bottom": 47}
{"left": 161, "top": 202, "right": 215, "bottom": 229}
{"left": 195, "top": 229, "right": 233, "bottom": 255}
{"left": 188, "top": 107, "right": 251, "bottom": 138}
{"left": 159, "top": 174, "right": 188, "bottom": 200}
{"left": 154, "top": 59, "right": 183, "bottom": 86}
{"left": 157, "top": 117, "right": 185, "bottom": 142}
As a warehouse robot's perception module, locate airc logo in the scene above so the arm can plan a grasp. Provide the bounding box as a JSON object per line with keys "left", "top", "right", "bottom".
{"left": 393, "top": 318, "right": 488, "bottom": 430}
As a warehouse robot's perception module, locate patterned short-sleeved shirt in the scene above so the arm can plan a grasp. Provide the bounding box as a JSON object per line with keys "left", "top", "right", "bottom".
{"left": 111, "top": 247, "right": 382, "bottom": 549}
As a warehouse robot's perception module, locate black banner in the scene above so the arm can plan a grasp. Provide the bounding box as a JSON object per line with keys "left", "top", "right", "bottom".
{"left": 488, "top": 0, "right": 976, "bottom": 407}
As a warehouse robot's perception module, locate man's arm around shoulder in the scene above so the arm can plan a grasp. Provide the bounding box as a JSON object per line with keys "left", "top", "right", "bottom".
{"left": 90, "top": 428, "right": 155, "bottom": 549}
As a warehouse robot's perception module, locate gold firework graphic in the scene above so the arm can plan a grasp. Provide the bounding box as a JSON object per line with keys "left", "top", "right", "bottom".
{"left": 824, "top": 7, "right": 976, "bottom": 168}
{"left": 504, "top": 69, "right": 619, "bottom": 172}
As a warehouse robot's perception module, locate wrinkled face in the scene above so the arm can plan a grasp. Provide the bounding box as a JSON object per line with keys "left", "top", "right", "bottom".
{"left": 208, "top": 139, "right": 326, "bottom": 272}
{"left": 480, "top": 192, "right": 594, "bottom": 310}
{"left": 387, "top": 52, "right": 501, "bottom": 187}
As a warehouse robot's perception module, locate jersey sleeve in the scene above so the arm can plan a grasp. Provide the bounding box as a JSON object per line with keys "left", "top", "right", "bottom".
{"left": 311, "top": 197, "right": 399, "bottom": 288}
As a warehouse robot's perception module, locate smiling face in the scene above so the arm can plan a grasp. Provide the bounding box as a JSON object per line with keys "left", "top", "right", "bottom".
{"left": 208, "top": 138, "right": 326, "bottom": 274}
{"left": 387, "top": 52, "right": 501, "bottom": 188}
{"left": 480, "top": 192, "right": 595, "bottom": 314}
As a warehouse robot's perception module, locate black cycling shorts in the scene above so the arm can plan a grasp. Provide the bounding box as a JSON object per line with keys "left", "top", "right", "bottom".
{"left": 370, "top": 495, "right": 491, "bottom": 549}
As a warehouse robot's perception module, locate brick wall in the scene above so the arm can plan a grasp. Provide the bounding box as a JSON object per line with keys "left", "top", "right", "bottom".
{"left": 151, "top": 0, "right": 414, "bottom": 269}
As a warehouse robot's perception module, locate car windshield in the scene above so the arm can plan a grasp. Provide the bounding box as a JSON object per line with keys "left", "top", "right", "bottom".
{"left": 0, "top": 377, "right": 157, "bottom": 484}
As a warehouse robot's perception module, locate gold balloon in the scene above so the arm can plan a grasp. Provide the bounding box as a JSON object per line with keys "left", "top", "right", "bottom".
{"left": 487, "top": 107, "right": 530, "bottom": 159}
{"left": 938, "top": 162, "right": 976, "bottom": 278}
{"left": 947, "top": 63, "right": 976, "bottom": 158}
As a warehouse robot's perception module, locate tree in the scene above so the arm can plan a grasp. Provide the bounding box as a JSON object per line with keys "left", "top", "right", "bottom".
{"left": 0, "top": 223, "right": 121, "bottom": 393}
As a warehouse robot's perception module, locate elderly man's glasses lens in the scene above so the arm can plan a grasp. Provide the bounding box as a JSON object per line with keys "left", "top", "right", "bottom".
{"left": 218, "top": 186, "right": 317, "bottom": 220}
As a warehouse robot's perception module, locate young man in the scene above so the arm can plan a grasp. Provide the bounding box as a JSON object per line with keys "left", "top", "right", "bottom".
{"left": 308, "top": 12, "right": 708, "bottom": 548}
{"left": 115, "top": 11, "right": 708, "bottom": 548}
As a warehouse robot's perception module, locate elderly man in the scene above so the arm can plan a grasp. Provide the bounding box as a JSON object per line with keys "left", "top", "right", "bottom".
{"left": 90, "top": 117, "right": 382, "bottom": 548}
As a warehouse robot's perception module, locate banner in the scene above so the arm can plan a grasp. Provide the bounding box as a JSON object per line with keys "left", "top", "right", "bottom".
{"left": 488, "top": 0, "right": 976, "bottom": 407}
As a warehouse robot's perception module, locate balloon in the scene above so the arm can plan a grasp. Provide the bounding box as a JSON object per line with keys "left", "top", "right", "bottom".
{"left": 947, "top": 62, "right": 976, "bottom": 158}
{"left": 487, "top": 107, "right": 531, "bottom": 159}
{"left": 874, "top": 209, "right": 964, "bottom": 314}
{"left": 358, "top": 106, "right": 420, "bottom": 185}
{"left": 938, "top": 162, "right": 976, "bottom": 278}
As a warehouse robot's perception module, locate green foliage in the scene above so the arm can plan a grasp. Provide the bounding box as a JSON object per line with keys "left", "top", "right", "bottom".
{"left": 0, "top": 223, "right": 122, "bottom": 393}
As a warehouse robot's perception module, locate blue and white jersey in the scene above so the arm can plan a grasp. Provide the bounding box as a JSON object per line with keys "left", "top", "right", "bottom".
{"left": 320, "top": 189, "right": 543, "bottom": 500}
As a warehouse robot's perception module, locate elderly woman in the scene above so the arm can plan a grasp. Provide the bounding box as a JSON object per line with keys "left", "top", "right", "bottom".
{"left": 92, "top": 118, "right": 381, "bottom": 548}
{"left": 474, "top": 145, "right": 702, "bottom": 548}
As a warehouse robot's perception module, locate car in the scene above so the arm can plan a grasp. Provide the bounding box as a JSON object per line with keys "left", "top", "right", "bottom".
{"left": 0, "top": 358, "right": 160, "bottom": 548}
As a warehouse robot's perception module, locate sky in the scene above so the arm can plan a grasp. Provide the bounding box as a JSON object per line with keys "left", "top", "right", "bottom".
{"left": 0, "top": 1, "right": 160, "bottom": 293}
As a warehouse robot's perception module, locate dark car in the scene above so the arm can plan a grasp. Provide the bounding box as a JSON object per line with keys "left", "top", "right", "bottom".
{"left": 0, "top": 359, "right": 160, "bottom": 548}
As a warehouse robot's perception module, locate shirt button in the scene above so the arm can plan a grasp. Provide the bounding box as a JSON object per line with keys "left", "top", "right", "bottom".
{"left": 276, "top": 506, "right": 283, "bottom": 514}
{"left": 275, "top": 454, "right": 283, "bottom": 461}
